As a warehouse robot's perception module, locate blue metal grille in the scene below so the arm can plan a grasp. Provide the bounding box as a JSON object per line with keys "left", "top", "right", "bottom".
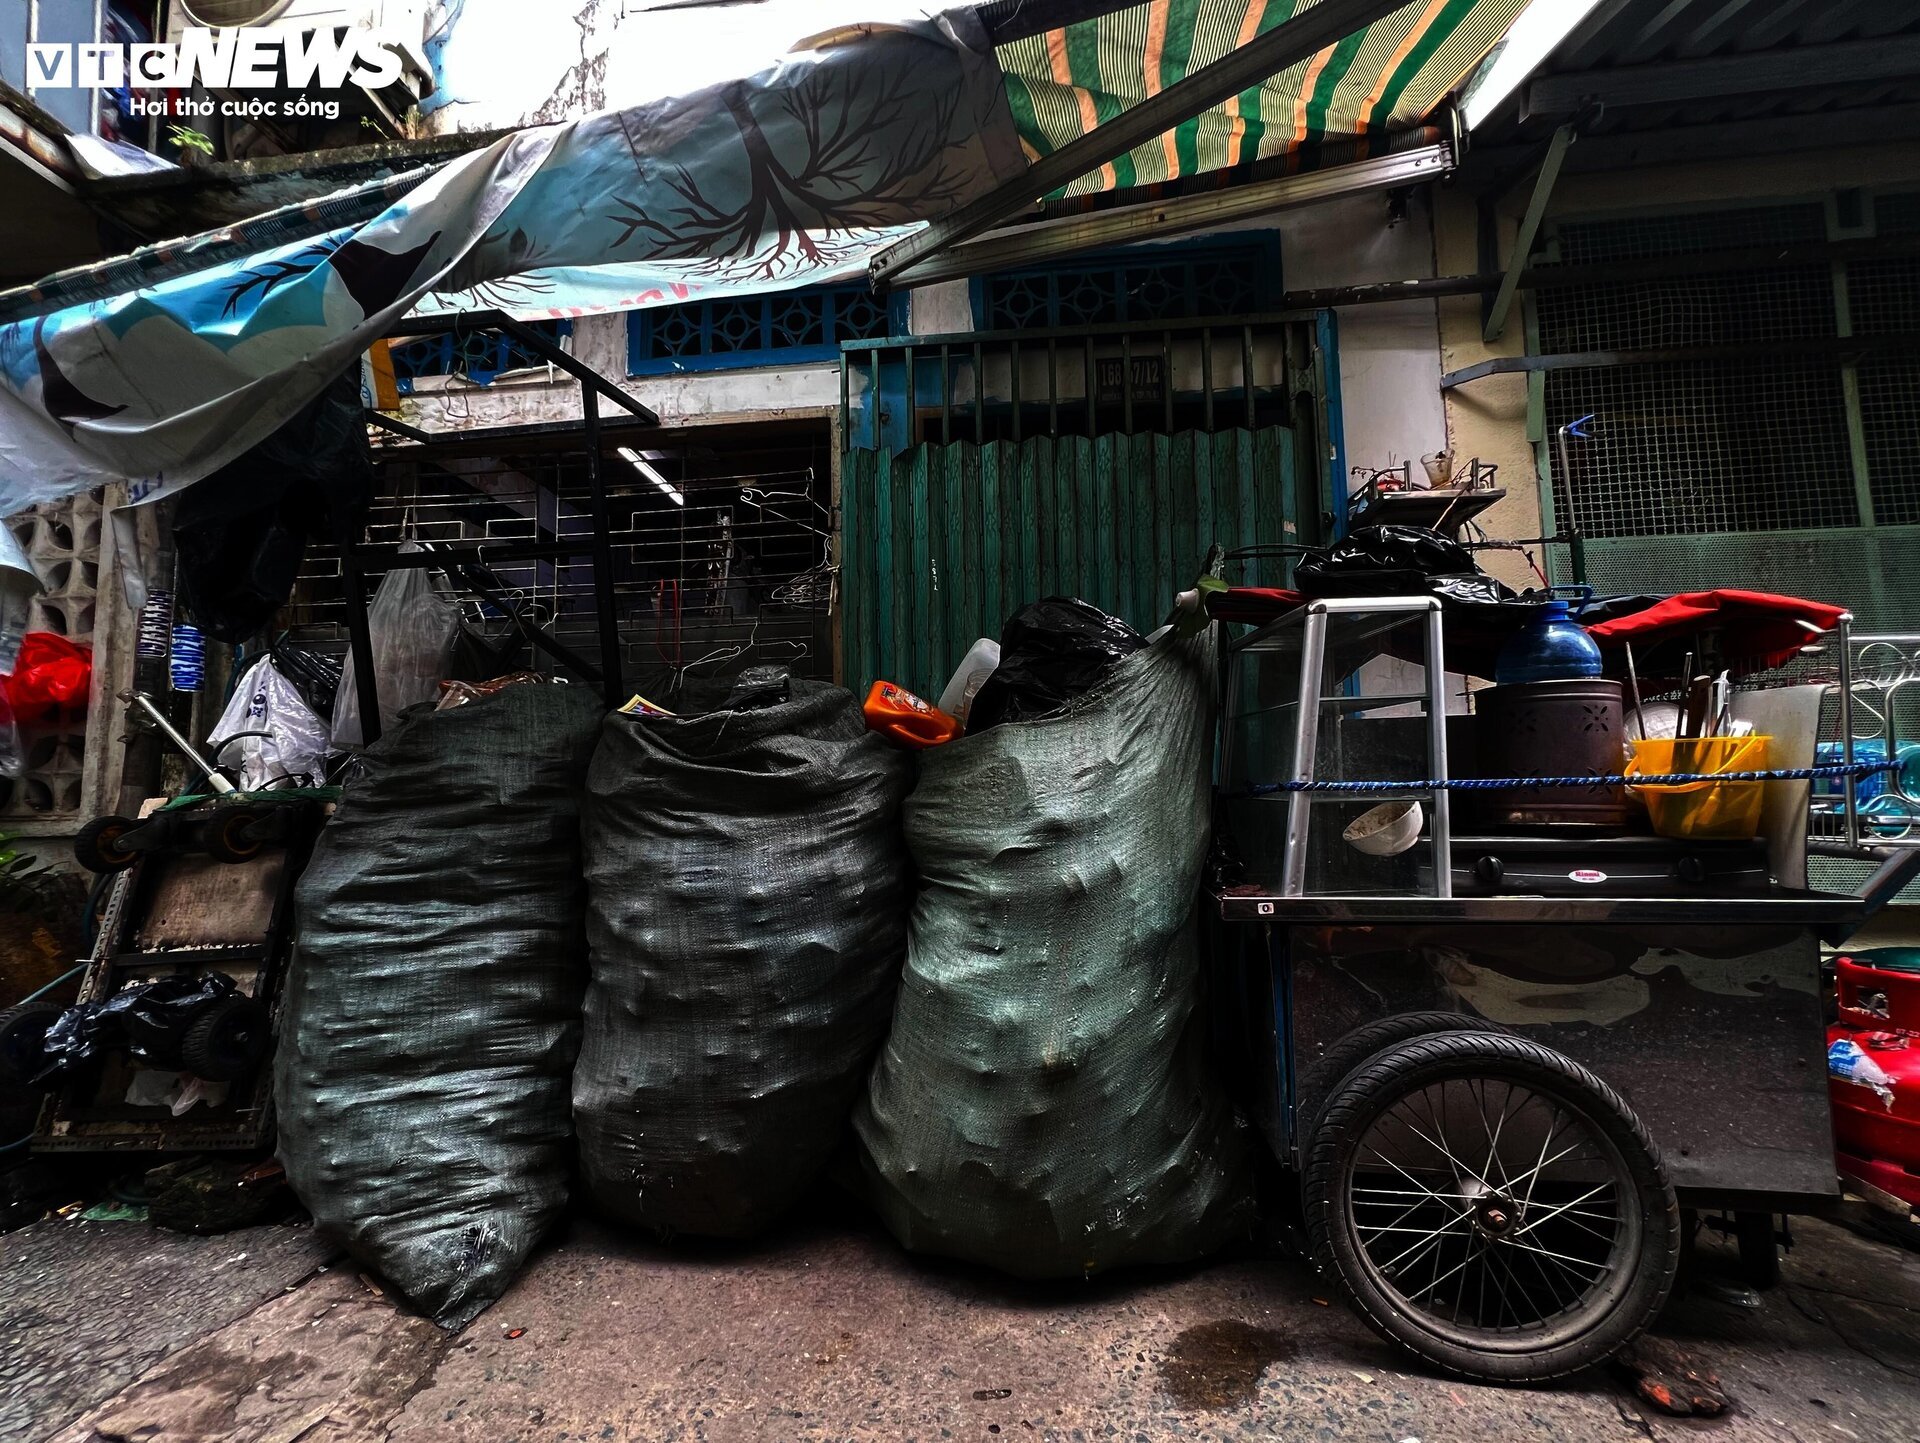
{"left": 978, "top": 240, "right": 1279, "bottom": 331}
{"left": 629, "top": 285, "right": 898, "bottom": 375}
{"left": 389, "top": 320, "right": 572, "bottom": 393}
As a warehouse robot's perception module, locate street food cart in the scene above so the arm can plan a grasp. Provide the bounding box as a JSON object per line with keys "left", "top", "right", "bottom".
{"left": 1207, "top": 593, "right": 1920, "bottom": 1383}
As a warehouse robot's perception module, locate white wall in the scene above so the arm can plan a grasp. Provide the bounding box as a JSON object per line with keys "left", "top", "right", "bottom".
{"left": 1276, "top": 188, "right": 1449, "bottom": 490}
{"left": 395, "top": 191, "right": 1451, "bottom": 469}
{"left": 393, "top": 311, "right": 841, "bottom": 436}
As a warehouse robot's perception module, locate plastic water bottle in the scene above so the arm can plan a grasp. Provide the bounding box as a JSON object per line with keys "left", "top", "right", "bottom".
{"left": 170, "top": 622, "right": 206, "bottom": 693}
{"left": 1495, "top": 598, "right": 1603, "bottom": 685}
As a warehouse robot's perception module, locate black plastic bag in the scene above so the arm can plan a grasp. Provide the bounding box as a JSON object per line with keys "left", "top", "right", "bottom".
{"left": 36, "top": 973, "right": 241, "bottom": 1085}
{"left": 277, "top": 683, "right": 602, "bottom": 1328}
{"left": 967, "top": 597, "right": 1144, "bottom": 732}
{"left": 174, "top": 369, "right": 374, "bottom": 644}
{"left": 1294, "top": 525, "right": 1514, "bottom": 607}
{"left": 574, "top": 682, "right": 913, "bottom": 1238}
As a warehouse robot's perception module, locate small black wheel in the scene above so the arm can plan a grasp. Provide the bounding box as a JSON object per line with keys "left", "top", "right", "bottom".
{"left": 179, "top": 994, "right": 271, "bottom": 1081}
{"left": 74, "top": 816, "right": 140, "bottom": 873}
{"left": 1304, "top": 1031, "right": 1680, "bottom": 1383}
{"left": 202, "top": 808, "right": 267, "bottom": 865}
{"left": 1302, "top": 1011, "right": 1501, "bottom": 1134}
{"left": 0, "top": 1001, "right": 65, "bottom": 1085}
{"left": 1733, "top": 1211, "right": 1782, "bottom": 1289}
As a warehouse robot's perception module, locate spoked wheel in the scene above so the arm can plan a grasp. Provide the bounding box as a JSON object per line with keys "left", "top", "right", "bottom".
{"left": 1304, "top": 1031, "right": 1680, "bottom": 1383}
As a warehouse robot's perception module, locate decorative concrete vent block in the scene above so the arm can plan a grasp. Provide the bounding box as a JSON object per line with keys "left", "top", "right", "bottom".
{"left": 5, "top": 496, "right": 102, "bottom": 822}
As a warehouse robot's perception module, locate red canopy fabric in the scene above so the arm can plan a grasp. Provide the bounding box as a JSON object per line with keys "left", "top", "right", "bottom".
{"left": 1585, "top": 589, "right": 1846, "bottom": 677}
{"left": 1205, "top": 587, "right": 1308, "bottom": 625}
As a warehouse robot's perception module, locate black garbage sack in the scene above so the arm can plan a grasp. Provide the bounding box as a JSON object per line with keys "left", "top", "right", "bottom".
{"left": 856, "top": 628, "right": 1253, "bottom": 1278}
{"left": 173, "top": 368, "right": 374, "bottom": 644}
{"left": 966, "top": 596, "right": 1144, "bottom": 733}
{"left": 276, "top": 683, "right": 602, "bottom": 1329}
{"left": 35, "top": 973, "right": 247, "bottom": 1087}
{"left": 573, "top": 681, "right": 913, "bottom": 1238}
{"left": 1294, "top": 524, "right": 1514, "bottom": 607}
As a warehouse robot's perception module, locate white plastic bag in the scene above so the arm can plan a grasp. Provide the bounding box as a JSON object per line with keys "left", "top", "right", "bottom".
{"left": 332, "top": 548, "right": 461, "bottom": 748}
{"left": 211, "top": 658, "right": 331, "bottom": 789}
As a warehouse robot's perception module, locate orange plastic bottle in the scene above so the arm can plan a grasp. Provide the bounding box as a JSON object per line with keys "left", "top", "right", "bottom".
{"left": 862, "top": 680, "right": 962, "bottom": 749}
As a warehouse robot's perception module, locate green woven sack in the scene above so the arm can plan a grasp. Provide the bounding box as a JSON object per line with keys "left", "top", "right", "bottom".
{"left": 856, "top": 628, "right": 1252, "bottom": 1278}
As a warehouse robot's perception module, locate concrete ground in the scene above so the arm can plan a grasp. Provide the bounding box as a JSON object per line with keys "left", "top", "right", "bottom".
{"left": 6, "top": 1196, "right": 1920, "bottom": 1443}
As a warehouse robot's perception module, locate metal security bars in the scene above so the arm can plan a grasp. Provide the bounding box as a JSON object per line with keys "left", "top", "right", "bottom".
{"left": 839, "top": 311, "right": 1337, "bottom": 462}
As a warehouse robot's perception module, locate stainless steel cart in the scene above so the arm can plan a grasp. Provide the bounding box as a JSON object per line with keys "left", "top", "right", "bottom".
{"left": 1209, "top": 598, "right": 1920, "bottom": 1383}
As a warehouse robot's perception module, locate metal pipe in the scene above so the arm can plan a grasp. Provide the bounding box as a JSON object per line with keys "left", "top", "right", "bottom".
{"left": 1283, "top": 606, "right": 1329, "bottom": 899}
{"left": 336, "top": 505, "right": 384, "bottom": 747}
{"left": 1840, "top": 614, "right": 1859, "bottom": 851}
{"left": 582, "top": 388, "right": 626, "bottom": 708}
{"left": 869, "top": 0, "right": 1410, "bottom": 287}
{"left": 1424, "top": 602, "right": 1453, "bottom": 900}
{"left": 123, "top": 692, "right": 236, "bottom": 795}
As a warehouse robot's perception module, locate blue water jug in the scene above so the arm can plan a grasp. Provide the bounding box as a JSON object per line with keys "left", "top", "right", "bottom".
{"left": 1495, "top": 593, "right": 1603, "bottom": 685}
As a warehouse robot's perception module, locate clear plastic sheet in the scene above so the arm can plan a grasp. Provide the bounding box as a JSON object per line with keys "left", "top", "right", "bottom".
{"left": 209, "top": 658, "right": 331, "bottom": 790}
{"left": 330, "top": 550, "right": 461, "bottom": 749}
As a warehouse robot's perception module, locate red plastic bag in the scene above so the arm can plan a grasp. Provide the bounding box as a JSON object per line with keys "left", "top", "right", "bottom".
{"left": 5, "top": 632, "right": 93, "bottom": 728}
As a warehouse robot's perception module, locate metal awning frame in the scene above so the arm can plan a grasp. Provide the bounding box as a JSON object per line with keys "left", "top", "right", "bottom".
{"left": 868, "top": 0, "right": 1415, "bottom": 290}
{"left": 887, "top": 142, "right": 1455, "bottom": 289}
{"left": 338, "top": 309, "right": 656, "bottom": 738}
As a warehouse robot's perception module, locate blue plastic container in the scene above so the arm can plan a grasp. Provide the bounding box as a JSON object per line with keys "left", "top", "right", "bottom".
{"left": 1494, "top": 598, "right": 1603, "bottom": 685}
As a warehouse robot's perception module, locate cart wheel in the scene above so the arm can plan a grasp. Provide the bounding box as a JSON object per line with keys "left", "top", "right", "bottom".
{"left": 180, "top": 995, "right": 271, "bottom": 1081}
{"left": 1304, "top": 1031, "right": 1680, "bottom": 1383}
{"left": 202, "top": 808, "right": 267, "bottom": 865}
{"left": 1303, "top": 1011, "right": 1503, "bottom": 1134}
{"left": 0, "top": 1001, "right": 64, "bottom": 1085}
{"left": 1733, "top": 1211, "right": 1781, "bottom": 1289}
{"left": 74, "top": 816, "right": 140, "bottom": 873}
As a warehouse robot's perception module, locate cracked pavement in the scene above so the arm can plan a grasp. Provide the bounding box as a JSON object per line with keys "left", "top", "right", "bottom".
{"left": 4, "top": 1200, "right": 1918, "bottom": 1443}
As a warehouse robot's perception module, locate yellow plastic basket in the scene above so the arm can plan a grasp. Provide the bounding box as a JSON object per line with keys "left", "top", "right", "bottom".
{"left": 1625, "top": 735, "right": 1773, "bottom": 840}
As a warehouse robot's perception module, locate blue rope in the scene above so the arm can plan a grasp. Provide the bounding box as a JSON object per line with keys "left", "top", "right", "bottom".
{"left": 1237, "top": 761, "right": 1893, "bottom": 797}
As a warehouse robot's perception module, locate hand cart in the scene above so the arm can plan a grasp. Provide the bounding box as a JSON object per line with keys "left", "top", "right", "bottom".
{"left": 1208, "top": 596, "right": 1920, "bottom": 1383}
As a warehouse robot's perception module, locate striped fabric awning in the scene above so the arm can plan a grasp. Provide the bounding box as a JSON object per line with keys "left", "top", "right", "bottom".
{"left": 997, "top": 0, "right": 1526, "bottom": 197}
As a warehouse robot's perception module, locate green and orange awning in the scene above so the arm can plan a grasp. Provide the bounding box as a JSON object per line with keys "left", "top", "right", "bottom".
{"left": 996, "top": 0, "right": 1525, "bottom": 197}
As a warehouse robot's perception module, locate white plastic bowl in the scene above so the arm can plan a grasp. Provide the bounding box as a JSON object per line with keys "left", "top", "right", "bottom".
{"left": 1343, "top": 799, "right": 1424, "bottom": 857}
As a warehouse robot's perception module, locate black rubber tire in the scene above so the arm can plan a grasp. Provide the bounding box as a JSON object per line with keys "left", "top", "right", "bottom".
{"left": 1734, "top": 1211, "right": 1782, "bottom": 1289}
{"left": 1301, "top": 1010, "right": 1501, "bottom": 1134}
{"left": 202, "top": 808, "right": 267, "bottom": 865}
{"left": 179, "top": 995, "right": 271, "bottom": 1081}
{"left": 1304, "top": 1031, "right": 1681, "bottom": 1384}
{"left": 74, "top": 815, "right": 139, "bottom": 873}
{"left": 0, "top": 1001, "right": 64, "bottom": 1085}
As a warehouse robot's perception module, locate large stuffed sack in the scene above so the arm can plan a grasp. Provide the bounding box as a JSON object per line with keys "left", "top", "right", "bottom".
{"left": 574, "top": 682, "right": 913, "bottom": 1238}
{"left": 855, "top": 628, "right": 1252, "bottom": 1277}
{"left": 277, "top": 683, "right": 602, "bottom": 1328}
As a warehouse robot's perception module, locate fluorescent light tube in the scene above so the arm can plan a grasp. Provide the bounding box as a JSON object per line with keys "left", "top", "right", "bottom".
{"left": 618, "top": 446, "right": 684, "bottom": 505}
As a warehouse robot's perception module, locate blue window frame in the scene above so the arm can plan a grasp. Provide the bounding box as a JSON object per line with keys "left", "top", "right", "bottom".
{"left": 389, "top": 319, "right": 573, "bottom": 393}
{"left": 974, "top": 237, "right": 1283, "bottom": 331}
{"left": 628, "top": 284, "right": 903, "bottom": 376}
